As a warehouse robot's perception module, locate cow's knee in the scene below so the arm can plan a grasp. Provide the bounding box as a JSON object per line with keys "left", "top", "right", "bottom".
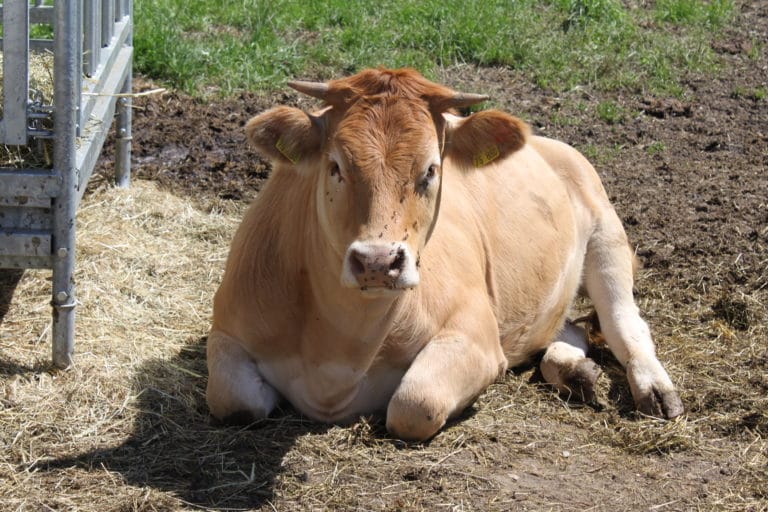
{"left": 206, "top": 331, "right": 279, "bottom": 424}
{"left": 540, "top": 323, "right": 601, "bottom": 403}
{"left": 386, "top": 383, "right": 449, "bottom": 442}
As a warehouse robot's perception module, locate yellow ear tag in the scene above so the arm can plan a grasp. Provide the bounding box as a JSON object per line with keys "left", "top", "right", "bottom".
{"left": 473, "top": 145, "right": 500, "bottom": 167}
{"left": 275, "top": 136, "right": 300, "bottom": 164}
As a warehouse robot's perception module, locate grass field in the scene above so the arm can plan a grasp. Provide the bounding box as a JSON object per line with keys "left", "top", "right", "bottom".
{"left": 135, "top": 0, "right": 736, "bottom": 96}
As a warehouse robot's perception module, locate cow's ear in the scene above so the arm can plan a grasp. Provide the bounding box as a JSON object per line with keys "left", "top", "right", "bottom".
{"left": 443, "top": 110, "right": 529, "bottom": 169}
{"left": 245, "top": 106, "right": 322, "bottom": 167}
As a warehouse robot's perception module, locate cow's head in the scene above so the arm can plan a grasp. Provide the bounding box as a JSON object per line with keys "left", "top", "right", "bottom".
{"left": 246, "top": 68, "right": 528, "bottom": 297}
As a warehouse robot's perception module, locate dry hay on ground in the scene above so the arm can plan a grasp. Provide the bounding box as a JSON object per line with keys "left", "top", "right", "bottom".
{"left": 0, "top": 180, "right": 765, "bottom": 511}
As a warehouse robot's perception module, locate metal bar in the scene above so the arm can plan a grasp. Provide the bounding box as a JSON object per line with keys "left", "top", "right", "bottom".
{"left": 115, "top": 72, "right": 132, "bottom": 187}
{"left": 51, "top": 0, "right": 79, "bottom": 369}
{"left": 0, "top": 5, "right": 53, "bottom": 24}
{"left": 0, "top": 230, "right": 51, "bottom": 258}
{"left": 83, "top": 0, "right": 101, "bottom": 77}
{"left": 0, "top": 196, "right": 52, "bottom": 207}
{"left": 76, "top": 0, "right": 84, "bottom": 137}
{"left": 1, "top": 0, "right": 30, "bottom": 145}
{"left": 115, "top": 3, "right": 132, "bottom": 188}
{"left": 102, "top": 0, "right": 114, "bottom": 45}
{"left": 79, "top": 16, "right": 131, "bottom": 130}
{"left": 0, "top": 254, "right": 52, "bottom": 269}
{"left": 75, "top": 46, "right": 132, "bottom": 203}
{"left": 0, "top": 38, "right": 56, "bottom": 52}
{"left": 0, "top": 169, "right": 62, "bottom": 197}
{"left": 29, "top": 4, "right": 53, "bottom": 23}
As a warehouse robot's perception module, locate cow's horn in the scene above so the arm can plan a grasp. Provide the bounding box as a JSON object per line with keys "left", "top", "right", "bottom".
{"left": 447, "top": 92, "right": 490, "bottom": 108}
{"left": 288, "top": 80, "right": 329, "bottom": 100}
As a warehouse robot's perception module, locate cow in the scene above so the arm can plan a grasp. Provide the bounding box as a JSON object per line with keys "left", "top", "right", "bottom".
{"left": 206, "top": 68, "right": 683, "bottom": 441}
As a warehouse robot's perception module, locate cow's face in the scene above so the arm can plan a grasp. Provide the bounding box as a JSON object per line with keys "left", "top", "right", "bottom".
{"left": 245, "top": 69, "right": 528, "bottom": 297}
{"left": 318, "top": 96, "right": 441, "bottom": 294}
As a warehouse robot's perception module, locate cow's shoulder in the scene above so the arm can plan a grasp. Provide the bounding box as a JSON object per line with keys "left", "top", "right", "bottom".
{"left": 526, "top": 135, "right": 611, "bottom": 216}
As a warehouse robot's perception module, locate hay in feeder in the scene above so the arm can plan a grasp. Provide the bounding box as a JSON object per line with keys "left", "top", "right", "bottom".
{"left": 0, "top": 50, "right": 55, "bottom": 168}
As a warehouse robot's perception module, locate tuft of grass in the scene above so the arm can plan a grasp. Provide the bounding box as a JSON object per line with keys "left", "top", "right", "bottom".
{"left": 596, "top": 100, "right": 625, "bottom": 124}
{"left": 653, "top": 0, "right": 734, "bottom": 28}
{"left": 732, "top": 86, "right": 767, "bottom": 102}
{"left": 134, "top": 0, "right": 735, "bottom": 96}
{"left": 646, "top": 141, "right": 666, "bottom": 156}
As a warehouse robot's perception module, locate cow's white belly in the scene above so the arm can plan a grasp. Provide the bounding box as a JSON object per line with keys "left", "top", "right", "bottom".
{"left": 257, "top": 357, "right": 405, "bottom": 422}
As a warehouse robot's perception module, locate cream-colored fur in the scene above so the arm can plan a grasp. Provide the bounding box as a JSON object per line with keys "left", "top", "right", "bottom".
{"left": 206, "top": 69, "right": 683, "bottom": 440}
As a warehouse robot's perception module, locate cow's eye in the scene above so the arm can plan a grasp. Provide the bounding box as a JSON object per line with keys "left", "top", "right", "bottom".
{"left": 417, "top": 164, "right": 438, "bottom": 194}
{"left": 330, "top": 162, "right": 344, "bottom": 183}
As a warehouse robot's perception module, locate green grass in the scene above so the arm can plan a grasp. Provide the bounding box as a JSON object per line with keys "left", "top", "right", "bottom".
{"left": 646, "top": 141, "right": 666, "bottom": 155}
{"left": 133, "top": 0, "right": 736, "bottom": 96}
{"left": 732, "top": 86, "right": 767, "bottom": 101}
{"left": 596, "top": 100, "right": 625, "bottom": 124}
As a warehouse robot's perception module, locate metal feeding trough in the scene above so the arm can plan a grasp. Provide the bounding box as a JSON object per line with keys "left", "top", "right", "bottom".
{"left": 1, "top": 0, "right": 133, "bottom": 367}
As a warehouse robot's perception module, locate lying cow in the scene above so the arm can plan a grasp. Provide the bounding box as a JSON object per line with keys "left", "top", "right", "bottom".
{"left": 206, "top": 68, "right": 683, "bottom": 441}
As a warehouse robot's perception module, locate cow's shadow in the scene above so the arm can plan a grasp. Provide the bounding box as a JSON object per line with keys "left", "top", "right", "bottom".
{"left": 43, "top": 336, "right": 328, "bottom": 510}
{"left": 0, "top": 269, "right": 23, "bottom": 327}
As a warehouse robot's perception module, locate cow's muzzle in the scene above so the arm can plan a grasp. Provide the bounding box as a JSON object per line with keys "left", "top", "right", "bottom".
{"left": 341, "top": 241, "right": 419, "bottom": 291}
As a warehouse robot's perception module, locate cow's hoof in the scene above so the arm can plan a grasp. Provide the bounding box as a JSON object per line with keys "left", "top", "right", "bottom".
{"left": 627, "top": 357, "right": 684, "bottom": 419}
{"left": 636, "top": 387, "right": 684, "bottom": 419}
{"left": 562, "top": 358, "right": 602, "bottom": 404}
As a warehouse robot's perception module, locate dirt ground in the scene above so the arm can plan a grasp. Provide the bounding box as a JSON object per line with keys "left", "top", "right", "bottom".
{"left": 1, "top": 1, "right": 767, "bottom": 511}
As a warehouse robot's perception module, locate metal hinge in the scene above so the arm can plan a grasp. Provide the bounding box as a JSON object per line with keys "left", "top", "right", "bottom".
{"left": 27, "top": 88, "right": 55, "bottom": 139}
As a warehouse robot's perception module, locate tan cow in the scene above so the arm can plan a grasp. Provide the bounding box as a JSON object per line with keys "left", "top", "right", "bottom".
{"left": 206, "top": 68, "right": 683, "bottom": 441}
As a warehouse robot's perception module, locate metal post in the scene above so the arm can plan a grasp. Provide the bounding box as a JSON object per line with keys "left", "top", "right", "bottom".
{"left": 115, "top": 68, "right": 132, "bottom": 187}
{"left": 83, "top": 0, "right": 101, "bottom": 77}
{"left": 114, "top": 0, "right": 132, "bottom": 187}
{"left": 102, "top": 0, "right": 114, "bottom": 43}
{"left": 1, "top": 0, "right": 30, "bottom": 145}
{"left": 51, "top": 0, "right": 80, "bottom": 368}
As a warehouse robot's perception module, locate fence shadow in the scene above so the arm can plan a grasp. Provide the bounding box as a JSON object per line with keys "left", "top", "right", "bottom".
{"left": 0, "top": 270, "right": 51, "bottom": 375}
{"left": 43, "top": 336, "right": 327, "bottom": 509}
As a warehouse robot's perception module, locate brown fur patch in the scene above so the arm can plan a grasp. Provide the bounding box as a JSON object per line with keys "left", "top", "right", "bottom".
{"left": 324, "top": 68, "right": 457, "bottom": 108}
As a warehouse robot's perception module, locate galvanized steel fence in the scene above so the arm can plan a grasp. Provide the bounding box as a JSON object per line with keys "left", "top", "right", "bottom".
{"left": 0, "top": 0, "right": 133, "bottom": 367}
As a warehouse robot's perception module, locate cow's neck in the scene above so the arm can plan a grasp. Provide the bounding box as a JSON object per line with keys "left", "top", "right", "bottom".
{"left": 300, "top": 219, "right": 400, "bottom": 373}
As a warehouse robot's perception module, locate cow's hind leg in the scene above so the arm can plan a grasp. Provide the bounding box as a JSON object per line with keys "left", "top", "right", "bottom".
{"left": 206, "top": 330, "right": 280, "bottom": 424}
{"left": 540, "top": 322, "right": 601, "bottom": 403}
{"left": 583, "top": 211, "right": 684, "bottom": 418}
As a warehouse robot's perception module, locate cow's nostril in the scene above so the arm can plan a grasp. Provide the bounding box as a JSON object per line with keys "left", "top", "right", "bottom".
{"left": 349, "top": 249, "right": 366, "bottom": 277}
{"left": 390, "top": 248, "right": 406, "bottom": 273}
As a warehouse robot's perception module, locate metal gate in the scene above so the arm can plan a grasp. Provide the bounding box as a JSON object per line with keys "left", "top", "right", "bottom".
{"left": 0, "top": 0, "right": 133, "bottom": 367}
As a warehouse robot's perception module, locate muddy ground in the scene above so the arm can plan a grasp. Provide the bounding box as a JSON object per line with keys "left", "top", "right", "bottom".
{"left": 1, "top": 1, "right": 765, "bottom": 511}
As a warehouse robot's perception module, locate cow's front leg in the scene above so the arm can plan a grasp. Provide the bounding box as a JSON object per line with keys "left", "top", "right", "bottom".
{"left": 386, "top": 309, "right": 507, "bottom": 441}
{"left": 206, "top": 330, "right": 280, "bottom": 424}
